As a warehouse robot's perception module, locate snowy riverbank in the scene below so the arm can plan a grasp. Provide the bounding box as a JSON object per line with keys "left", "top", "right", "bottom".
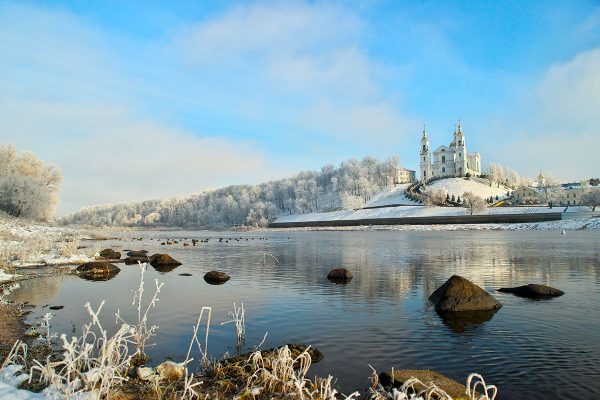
{"left": 0, "top": 212, "right": 94, "bottom": 277}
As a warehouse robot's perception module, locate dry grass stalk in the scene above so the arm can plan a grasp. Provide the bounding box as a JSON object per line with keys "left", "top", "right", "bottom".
{"left": 221, "top": 302, "right": 245, "bottom": 351}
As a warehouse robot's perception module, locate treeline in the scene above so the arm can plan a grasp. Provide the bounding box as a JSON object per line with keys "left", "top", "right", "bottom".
{"left": 0, "top": 145, "right": 62, "bottom": 221}
{"left": 61, "top": 156, "right": 401, "bottom": 228}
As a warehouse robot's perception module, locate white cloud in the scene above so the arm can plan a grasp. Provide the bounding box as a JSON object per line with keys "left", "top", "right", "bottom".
{"left": 0, "top": 3, "right": 287, "bottom": 215}
{"left": 488, "top": 47, "right": 600, "bottom": 181}
{"left": 299, "top": 100, "right": 419, "bottom": 143}
{"left": 175, "top": 1, "right": 412, "bottom": 139}
{"left": 0, "top": 100, "right": 274, "bottom": 215}
{"left": 177, "top": 2, "right": 362, "bottom": 65}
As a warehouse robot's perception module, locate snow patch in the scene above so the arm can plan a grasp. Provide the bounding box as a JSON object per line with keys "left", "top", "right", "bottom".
{"left": 428, "top": 177, "right": 509, "bottom": 200}
{"left": 0, "top": 269, "right": 18, "bottom": 283}
{"left": 365, "top": 183, "right": 420, "bottom": 207}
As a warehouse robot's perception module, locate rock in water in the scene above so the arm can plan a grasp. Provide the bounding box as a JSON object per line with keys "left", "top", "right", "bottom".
{"left": 76, "top": 262, "right": 120, "bottom": 279}
{"left": 98, "top": 249, "right": 121, "bottom": 260}
{"left": 204, "top": 271, "right": 230, "bottom": 284}
{"left": 428, "top": 275, "right": 502, "bottom": 312}
{"left": 149, "top": 254, "right": 182, "bottom": 267}
{"left": 127, "top": 250, "right": 148, "bottom": 257}
{"left": 124, "top": 256, "right": 150, "bottom": 265}
{"left": 498, "top": 284, "right": 564, "bottom": 298}
{"left": 326, "top": 268, "right": 353, "bottom": 282}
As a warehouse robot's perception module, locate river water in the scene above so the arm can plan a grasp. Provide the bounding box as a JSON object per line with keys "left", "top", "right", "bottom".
{"left": 10, "top": 230, "right": 600, "bottom": 399}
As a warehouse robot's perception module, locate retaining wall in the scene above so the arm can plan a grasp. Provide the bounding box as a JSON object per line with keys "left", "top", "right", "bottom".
{"left": 268, "top": 212, "right": 564, "bottom": 228}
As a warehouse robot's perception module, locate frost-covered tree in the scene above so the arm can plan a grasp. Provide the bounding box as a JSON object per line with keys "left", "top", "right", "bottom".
{"left": 463, "top": 192, "right": 487, "bottom": 215}
{"left": 581, "top": 190, "right": 600, "bottom": 211}
{"left": 487, "top": 162, "right": 524, "bottom": 188}
{"left": 0, "top": 145, "right": 62, "bottom": 221}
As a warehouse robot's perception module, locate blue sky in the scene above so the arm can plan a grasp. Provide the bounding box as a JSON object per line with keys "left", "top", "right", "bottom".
{"left": 1, "top": 0, "right": 599, "bottom": 214}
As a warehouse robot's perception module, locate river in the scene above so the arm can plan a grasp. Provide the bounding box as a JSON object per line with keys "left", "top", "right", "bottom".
{"left": 10, "top": 230, "right": 600, "bottom": 399}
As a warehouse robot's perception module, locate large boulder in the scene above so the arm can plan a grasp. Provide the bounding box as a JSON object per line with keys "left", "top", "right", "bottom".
{"left": 76, "top": 262, "right": 120, "bottom": 280}
{"left": 379, "top": 370, "right": 469, "bottom": 399}
{"left": 127, "top": 250, "right": 148, "bottom": 257}
{"left": 98, "top": 249, "right": 121, "bottom": 260}
{"left": 327, "top": 268, "right": 353, "bottom": 282}
{"left": 498, "top": 284, "right": 564, "bottom": 298}
{"left": 428, "top": 275, "right": 502, "bottom": 312}
{"left": 204, "top": 271, "right": 230, "bottom": 285}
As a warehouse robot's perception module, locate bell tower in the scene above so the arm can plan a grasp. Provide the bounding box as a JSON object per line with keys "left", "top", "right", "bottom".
{"left": 419, "top": 125, "right": 431, "bottom": 182}
{"left": 455, "top": 121, "right": 468, "bottom": 176}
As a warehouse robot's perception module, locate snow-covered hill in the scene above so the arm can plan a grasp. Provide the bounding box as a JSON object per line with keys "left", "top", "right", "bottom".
{"left": 427, "top": 177, "right": 509, "bottom": 200}
{"left": 364, "top": 183, "right": 420, "bottom": 207}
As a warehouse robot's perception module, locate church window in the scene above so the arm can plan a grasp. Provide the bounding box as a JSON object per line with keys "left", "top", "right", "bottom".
{"left": 423, "top": 157, "right": 425, "bottom": 161}
{"left": 423, "top": 144, "right": 426, "bottom": 151}
{"left": 442, "top": 155, "right": 446, "bottom": 163}
{"left": 442, "top": 167, "right": 446, "bottom": 173}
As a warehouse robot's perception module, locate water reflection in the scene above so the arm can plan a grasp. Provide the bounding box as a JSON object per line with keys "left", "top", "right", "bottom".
{"left": 152, "top": 265, "right": 180, "bottom": 273}
{"left": 437, "top": 310, "right": 499, "bottom": 333}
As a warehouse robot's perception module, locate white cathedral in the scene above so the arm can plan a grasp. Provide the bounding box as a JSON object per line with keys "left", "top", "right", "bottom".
{"left": 419, "top": 122, "right": 481, "bottom": 182}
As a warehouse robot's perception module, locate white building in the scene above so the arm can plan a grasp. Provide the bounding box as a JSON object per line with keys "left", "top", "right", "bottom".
{"left": 394, "top": 168, "right": 416, "bottom": 184}
{"left": 419, "top": 122, "right": 481, "bottom": 182}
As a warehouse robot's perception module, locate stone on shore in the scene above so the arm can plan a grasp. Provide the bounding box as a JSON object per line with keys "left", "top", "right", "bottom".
{"left": 204, "top": 271, "right": 230, "bottom": 284}
{"left": 428, "top": 275, "right": 502, "bottom": 312}
{"left": 379, "top": 370, "right": 469, "bottom": 399}
{"left": 498, "top": 284, "right": 564, "bottom": 298}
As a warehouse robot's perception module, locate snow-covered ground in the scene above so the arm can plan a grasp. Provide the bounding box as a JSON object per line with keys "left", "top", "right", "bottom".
{"left": 363, "top": 178, "right": 509, "bottom": 209}
{"left": 427, "top": 177, "right": 509, "bottom": 200}
{"left": 0, "top": 365, "right": 46, "bottom": 399}
{"left": 364, "top": 183, "right": 420, "bottom": 207}
{"left": 0, "top": 212, "right": 94, "bottom": 270}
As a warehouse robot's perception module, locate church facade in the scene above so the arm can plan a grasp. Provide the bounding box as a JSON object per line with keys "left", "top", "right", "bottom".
{"left": 419, "top": 122, "right": 481, "bottom": 182}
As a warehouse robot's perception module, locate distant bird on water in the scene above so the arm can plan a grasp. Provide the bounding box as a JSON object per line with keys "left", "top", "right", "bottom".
{"left": 561, "top": 229, "right": 566, "bottom": 235}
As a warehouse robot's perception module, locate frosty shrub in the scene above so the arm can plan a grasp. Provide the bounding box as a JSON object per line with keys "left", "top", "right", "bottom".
{"left": 423, "top": 188, "right": 447, "bottom": 206}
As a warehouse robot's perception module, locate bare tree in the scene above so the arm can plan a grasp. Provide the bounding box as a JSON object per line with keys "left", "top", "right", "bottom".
{"left": 462, "top": 192, "right": 487, "bottom": 215}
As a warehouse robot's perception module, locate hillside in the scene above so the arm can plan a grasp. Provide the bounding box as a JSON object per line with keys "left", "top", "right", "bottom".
{"left": 363, "top": 183, "right": 420, "bottom": 207}
{"left": 426, "top": 177, "right": 510, "bottom": 200}
{"left": 60, "top": 156, "right": 403, "bottom": 228}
